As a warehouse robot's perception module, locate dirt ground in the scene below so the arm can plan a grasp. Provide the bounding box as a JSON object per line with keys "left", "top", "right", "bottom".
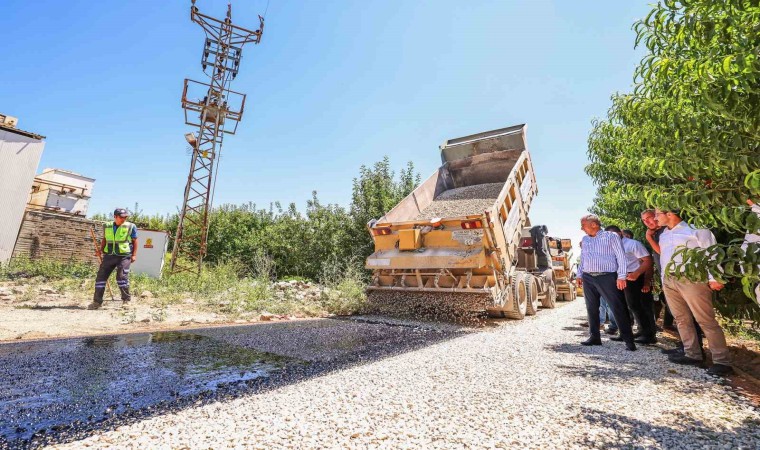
{"left": 0, "top": 281, "right": 298, "bottom": 342}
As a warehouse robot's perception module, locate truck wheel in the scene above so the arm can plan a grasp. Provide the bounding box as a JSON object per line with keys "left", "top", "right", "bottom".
{"left": 503, "top": 274, "right": 527, "bottom": 320}
{"left": 525, "top": 275, "right": 539, "bottom": 316}
{"left": 541, "top": 282, "right": 557, "bottom": 309}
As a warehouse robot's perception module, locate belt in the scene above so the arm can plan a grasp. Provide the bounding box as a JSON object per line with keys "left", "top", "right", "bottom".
{"left": 586, "top": 272, "right": 613, "bottom": 277}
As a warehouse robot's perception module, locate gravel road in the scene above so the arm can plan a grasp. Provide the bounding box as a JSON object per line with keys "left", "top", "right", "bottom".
{"left": 46, "top": 300, "right": 760, "bottom": 450}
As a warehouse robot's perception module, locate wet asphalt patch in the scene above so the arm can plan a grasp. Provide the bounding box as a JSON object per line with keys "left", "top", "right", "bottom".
{"left": 0, "top": 318, "right": 467, "bottom": 449}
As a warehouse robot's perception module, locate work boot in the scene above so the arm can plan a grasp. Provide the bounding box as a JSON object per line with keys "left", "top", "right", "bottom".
{"left": 668, "top": 354, "right": 702, "bottom": 366}
{"left": 706, "top": 364, "right": 733, "bottom": 377}
{"left": 87, "top": 302, "right": 103, "bottom": 310}
{"left": 634, "top": 336, "right": 658, "bottom": 345}
{"left": 121, "top": 300, "right": 131, "bottom": 309}
{"left": 581, "top": 337, "right": 602, "bottom": 346}
{"left": 661, "top": 347, "right": 684, "bottom": 355}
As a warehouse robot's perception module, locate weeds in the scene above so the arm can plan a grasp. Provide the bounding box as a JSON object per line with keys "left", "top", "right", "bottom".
{"left": 2, "top": 253, "right": 368, "bottom": 319}
{"left": 120, "top": 307, "right": 137, "bottom": 324}
{"left": 319, "top": 257, "right": 367, "bottom": 315}
{"left": 149, "top": 301, "right": 168, "bottom": 322}
{"left": 0, "top": 257, "right": 95, "bottom": 281}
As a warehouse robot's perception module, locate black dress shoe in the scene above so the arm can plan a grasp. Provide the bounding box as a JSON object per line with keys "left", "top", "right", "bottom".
{"left": 605, "top": 328, "right": 618, "bottom": 335}
{"left": 609, "top": 335, "right": 624, "bottom": 342}
{"left": 634, "top": 336, "right": 658, "bottom": 345}
{"left": 581, "top": 338, "right": 602, "bottom": 346}
{"left": 632, "top": 331, "right": 643, "bottom": 338}
{"left": 668, "top": 354, "right": 702, "bottom": 365}
{"left": 625, "top": 341, "right": 637, "bottom": 351}
{"left": 661, "top": 347, "right": 684, "bottom": 355}
{"left": 706, "top": 364, "right": 733, "bottom": 377}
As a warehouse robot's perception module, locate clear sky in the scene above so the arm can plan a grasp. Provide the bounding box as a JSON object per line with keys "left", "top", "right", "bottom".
{"left": 1, "top": 0, "right": 651, "bottom": 249}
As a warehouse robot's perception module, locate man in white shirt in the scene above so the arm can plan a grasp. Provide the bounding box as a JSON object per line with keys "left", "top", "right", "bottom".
{"left": 605, "top": 226, "right": 656, "bottom": 344}
{"left": 655, "top": 208, "right": 731, "bottom": 376}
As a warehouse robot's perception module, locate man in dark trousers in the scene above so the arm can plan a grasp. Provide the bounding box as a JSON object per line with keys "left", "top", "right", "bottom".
{"left": 605, "top": 225, "right": 657, "bottom": 344}
{"left": 577, "top": 214, "right": 636, "bottom": 351}
{"left": 87, "top": 208, "right": 138, "bottom": 310}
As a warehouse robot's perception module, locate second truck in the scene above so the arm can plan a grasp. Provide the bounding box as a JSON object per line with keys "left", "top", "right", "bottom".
{"left": 364, "top": 124, "right": 564, "bottom": 319}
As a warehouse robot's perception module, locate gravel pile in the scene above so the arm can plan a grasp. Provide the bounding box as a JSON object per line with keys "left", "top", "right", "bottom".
{"left": 414, "top": 183, "right": 503, "bottom": 220}
{"left": 49, "top": 300, "right": 760, "bottom": 449}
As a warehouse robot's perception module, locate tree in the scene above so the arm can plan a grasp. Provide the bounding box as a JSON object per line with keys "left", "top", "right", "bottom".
{"left": 348, "top": 157, "right": 421, "bottom": 263}
{"left": 587, "top": 0, "right": 760, "bottom": 323}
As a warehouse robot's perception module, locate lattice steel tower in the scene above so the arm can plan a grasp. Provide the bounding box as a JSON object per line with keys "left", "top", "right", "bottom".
{"left": 170, "top": 0, "right": 264, "bottom": 274}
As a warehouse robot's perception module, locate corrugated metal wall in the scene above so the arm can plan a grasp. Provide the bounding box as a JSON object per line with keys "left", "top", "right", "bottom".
{"left": 0, "top": 130, "right": 45, "bottom": 264}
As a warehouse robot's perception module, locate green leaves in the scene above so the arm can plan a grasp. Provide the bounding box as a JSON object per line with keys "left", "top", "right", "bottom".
{"left": 587, "top": 0, "right": 760, "bottom": 323}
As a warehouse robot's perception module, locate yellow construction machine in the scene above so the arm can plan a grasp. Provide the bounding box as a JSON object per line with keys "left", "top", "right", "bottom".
{"left": 364, "top": 124, "right": 560, "bottom": 319}
{"left": 547, "top": 237, "right": 577, "bottom": 301}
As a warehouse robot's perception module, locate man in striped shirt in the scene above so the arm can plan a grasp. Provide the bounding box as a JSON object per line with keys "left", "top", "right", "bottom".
{"left": 576, "top": 214, "right": 636, "bottom": 351}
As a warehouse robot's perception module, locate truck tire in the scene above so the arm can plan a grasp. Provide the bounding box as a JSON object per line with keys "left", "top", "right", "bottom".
{"left": 525, "top": 275, "right": 539, "bottom": 316}
{"left": 541, "top": 282, "right": 557, "bottom": 309}
{"left": 503, "top": 274, "right": 527, "bottom": 320}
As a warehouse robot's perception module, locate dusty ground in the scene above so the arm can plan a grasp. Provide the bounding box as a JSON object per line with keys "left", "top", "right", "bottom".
{"left": 0, "top": 281, "right": 311, "bottom": 342}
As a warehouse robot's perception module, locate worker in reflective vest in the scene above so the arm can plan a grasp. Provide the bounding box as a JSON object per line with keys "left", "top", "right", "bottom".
{"left": 88, "top": 208, "right": 138, "bottom": 310}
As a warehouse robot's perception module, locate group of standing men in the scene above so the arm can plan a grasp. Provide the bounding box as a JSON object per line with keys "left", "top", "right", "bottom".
{"left": 576, "top": 209, "right": 732, "bottom": 377}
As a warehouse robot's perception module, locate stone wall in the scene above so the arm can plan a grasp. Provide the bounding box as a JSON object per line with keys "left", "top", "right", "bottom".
{"left": 12, "top": 210, "right": 101, "bottom": 264}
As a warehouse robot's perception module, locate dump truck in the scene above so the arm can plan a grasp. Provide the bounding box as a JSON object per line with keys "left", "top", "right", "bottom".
{"left": 365, "top": 124, "right": 559, "bottom": 319}
{"left": 547, "top": 236, "right": 577, "bottom": 301}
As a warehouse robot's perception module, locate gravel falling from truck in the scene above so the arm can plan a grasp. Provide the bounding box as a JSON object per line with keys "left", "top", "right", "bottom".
{"left": 414, "top": 183, "right": 504, "bottom": 220}
{"left": 365, "top": 291, "right": 492, "bottom": 325}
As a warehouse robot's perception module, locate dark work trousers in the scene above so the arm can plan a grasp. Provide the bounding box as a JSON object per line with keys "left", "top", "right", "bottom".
{"left": 653, "top": 291, "right": 675, "bottom": 328}
{"left": 94, "top": 254, "right": 132, "bottom": 303}
{"left": 582, "top": 272, "right": 634, "bottom": 343}
{"left": 625, "top": 273, "right": 657, "bottom": 339}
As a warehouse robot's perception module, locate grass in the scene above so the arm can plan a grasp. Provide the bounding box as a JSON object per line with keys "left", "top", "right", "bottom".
{"left": 723, "top": 319, "right": 760, "bottom": 345}
{"left": 1, "top": 255, "right": 368, "bottom": 318}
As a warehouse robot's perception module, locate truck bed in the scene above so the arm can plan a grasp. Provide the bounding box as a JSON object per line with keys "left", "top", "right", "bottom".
{"left": 414, "top": 183, "right": 504, "bottom": 220}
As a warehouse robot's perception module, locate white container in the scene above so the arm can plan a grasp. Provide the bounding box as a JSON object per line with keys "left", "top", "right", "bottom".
{"left": 0, "top": 128, "right": 45, "bottom": 264}
{"left": 29, "top": 168, "right": 95, "bottom": 216}
{"left": 130, "top": 229, "right": 169, "bottom": 279}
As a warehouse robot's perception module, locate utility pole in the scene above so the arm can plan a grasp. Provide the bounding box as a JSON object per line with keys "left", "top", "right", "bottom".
{"left": 170, "top": 0, "right": 264, "bottom": 274}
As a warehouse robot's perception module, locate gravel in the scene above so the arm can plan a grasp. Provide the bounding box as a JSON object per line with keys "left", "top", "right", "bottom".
{"left": 414, "top": 183, "right": 503, "bottom": 220}
{"left": 48, "top": 300, "right": 760, "bottom": 449}
{"left": 365, "top": 290, "right": 492, "bottom": 324}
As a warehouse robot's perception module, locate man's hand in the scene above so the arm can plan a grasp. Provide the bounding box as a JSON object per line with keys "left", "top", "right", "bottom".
{"left": 95, "top": 249, "right": 102, "bottom": 258}
{"left": 708, "top": 281, "right": 724, "bottom": 291}
{"left": 131, "top": 255, "right": 136, "bottom": 263}
{"left": 626, "top": 272, "right": 641, "bottom": 281}
{"left": 646, "top": 228, "right": 656, "bottom": 239}
{"left": 641, "top": 284, "right": 651, "bottom": 293}
{"left": 576, "top": 278, "right": 583, "bottom": 288}
{"left": 616, "top": 279, "right": 627, "bottom": 290}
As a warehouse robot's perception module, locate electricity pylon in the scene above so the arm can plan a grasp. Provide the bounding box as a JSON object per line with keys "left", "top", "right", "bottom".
{"left": 170, "top": 0, "right": 264, "bottom": 274}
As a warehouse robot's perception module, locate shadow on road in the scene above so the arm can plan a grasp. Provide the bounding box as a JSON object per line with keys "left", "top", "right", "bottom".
{"left": 574, "top": 407, "right": 760, "bottom": 449}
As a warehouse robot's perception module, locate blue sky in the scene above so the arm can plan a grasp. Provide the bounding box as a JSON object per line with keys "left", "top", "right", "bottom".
{"left": 1, "top": 0, "right": 651, "bottom": 248}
